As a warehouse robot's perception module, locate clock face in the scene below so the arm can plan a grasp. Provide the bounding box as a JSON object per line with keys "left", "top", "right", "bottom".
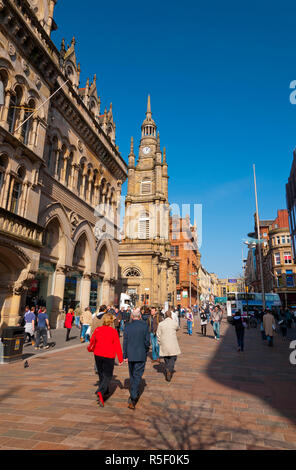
{"left": 142, "top": 146, "right": 151, "bottom": 155}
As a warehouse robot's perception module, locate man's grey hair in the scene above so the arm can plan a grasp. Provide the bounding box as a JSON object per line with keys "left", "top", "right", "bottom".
{"left": 132, "top": 308, "right": 141, "bottom": 319}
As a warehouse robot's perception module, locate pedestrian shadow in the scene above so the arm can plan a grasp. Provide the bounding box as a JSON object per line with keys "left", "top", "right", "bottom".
{"left": 206, "top": 321, "right": 296, "bottom": 426}
{"left": 125, "top": 398, "right": 259, "bottom": 450}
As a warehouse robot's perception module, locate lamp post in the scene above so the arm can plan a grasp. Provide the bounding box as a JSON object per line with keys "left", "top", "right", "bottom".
{"left": 189, "top": 272, "right": 198, "bottom": 307}
{"left": 253, "top": 164, "right": 266, "bottom": 310}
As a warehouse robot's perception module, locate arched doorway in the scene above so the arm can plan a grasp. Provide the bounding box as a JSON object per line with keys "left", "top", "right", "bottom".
{"left": 0, "top": 244, "right": 30, "bottom": 329}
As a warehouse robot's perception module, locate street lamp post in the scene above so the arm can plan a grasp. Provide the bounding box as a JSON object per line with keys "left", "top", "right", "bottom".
{"left": 253, "top": 164, "right": 266, "bottom": 310}
{"left": 189, "top": 272, "right": 198, "bottom": 307}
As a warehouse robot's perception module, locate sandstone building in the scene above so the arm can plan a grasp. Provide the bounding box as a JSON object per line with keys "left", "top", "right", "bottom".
{"left": 169, "top": 214, "right": 201, "bottom": 307}
{"left": 118, "top": 97, "right": 176, "bottom": 308}
{"left": 245, "top": 210, "right": 296, "bottom": 308}
{"left": 0, "top": 0, "right": 127, "bottom": 329}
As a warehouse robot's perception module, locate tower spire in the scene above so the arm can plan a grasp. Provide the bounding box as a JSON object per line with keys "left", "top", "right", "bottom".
{"left": 146, "top": 94, "right": 151, "bottom": 119}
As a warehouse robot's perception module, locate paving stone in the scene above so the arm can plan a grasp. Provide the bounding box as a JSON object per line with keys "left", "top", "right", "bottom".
{"left": 0, "top": 319, "right": 296, "bottom": 450}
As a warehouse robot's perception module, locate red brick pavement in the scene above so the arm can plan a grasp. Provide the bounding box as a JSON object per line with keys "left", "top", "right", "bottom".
{"left": 0, "top": 318, "right": 296, "bottom": 450}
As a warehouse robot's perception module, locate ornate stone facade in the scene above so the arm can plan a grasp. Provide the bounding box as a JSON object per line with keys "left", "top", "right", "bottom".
{"left": 0, "top": 0, "right": 127, "bottom": 329}
{"left": 118, "top": 96, "right": 177, "bottom": 308}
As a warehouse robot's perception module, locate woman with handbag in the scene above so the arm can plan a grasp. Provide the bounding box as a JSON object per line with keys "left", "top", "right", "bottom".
{"left": 87, "top": 313, "right": 123, "bottom": 407}
{"left": 65, "top": 308, "right": 74, "bottom": 342}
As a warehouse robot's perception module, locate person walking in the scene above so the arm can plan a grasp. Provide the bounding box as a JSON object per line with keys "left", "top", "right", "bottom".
{"left": 80, "top": 307, "right": 93, "bottom": 343}
{"left": 35, "top": 307, "right": 50, "bottom": 350}
{"left": 88, "top": 313, "right": 123, "bottom": 407}
{"left": 156, "top": 311, "right": 181, "bottom": 382}
{"left": 186, "top": 307, "right": 194, "bottom": 336}
{"left": 148, "top": 307, "right": 162, "bottom": 362}
{"left": 123, "top": 308, "right": 150, "bottom": 410}
{"left": 211, "top": 307, "right": 222, "bottom": 340}
{"left": 278, "top": 309, "right": 288, "bottom": 338}
{"left": 114, "top": 307, "right": 122, "bottom": 337}
{"left": 232, "top": 310, "right": 246, "bottom": 352}
{"left": 65, "top": 308, "right": 74, "bottom": 342}
{"left": 171, "top": 307, "right": 179, "bottom": 327}
{"left": 23, "top": 306, "right": 36, "bottom": 345}
{"left": 200, "top": 309, "right": 208, "bottom": 336}
{"left": 263, "top": 309, "right": 276, "bottom": 347}
{"left": 74, "top": 304, "right": 82, "bottom": 329}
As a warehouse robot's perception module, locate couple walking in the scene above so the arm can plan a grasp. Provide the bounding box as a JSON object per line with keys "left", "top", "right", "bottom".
{"left": 88, "top": 309, "right": 181, "bottom": 409}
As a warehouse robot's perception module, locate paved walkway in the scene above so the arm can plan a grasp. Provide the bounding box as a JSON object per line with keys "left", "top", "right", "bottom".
{"left": 0, "top": 318, "right": 296, "bottom": 450}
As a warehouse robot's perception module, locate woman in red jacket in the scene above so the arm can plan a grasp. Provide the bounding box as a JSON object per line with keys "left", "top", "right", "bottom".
{"left": 88, "top": 313, "right": 123, "bottom": 407}
{"left": 65, "top": 308, "right": 74, "bottom": 342}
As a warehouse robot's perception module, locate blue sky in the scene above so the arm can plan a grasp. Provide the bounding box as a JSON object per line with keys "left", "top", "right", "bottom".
{"left": 53, "top": 0, "right": 296, "bottom": 278}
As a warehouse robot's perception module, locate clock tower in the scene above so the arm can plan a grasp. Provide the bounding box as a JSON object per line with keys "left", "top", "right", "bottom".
{"left": 118, "top": 96, "right": 177, "bottom": 308}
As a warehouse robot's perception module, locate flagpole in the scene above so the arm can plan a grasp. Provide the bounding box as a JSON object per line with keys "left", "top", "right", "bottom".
{"left": 253, "top": 164, "right": 266, "bottom": 310}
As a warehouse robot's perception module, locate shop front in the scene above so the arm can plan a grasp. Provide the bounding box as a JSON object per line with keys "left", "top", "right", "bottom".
{"left": 26, "top": 261, "right": 56, "bottom": 318}
{"left": 63, "top": 271, "right": 83, "bottom": 312}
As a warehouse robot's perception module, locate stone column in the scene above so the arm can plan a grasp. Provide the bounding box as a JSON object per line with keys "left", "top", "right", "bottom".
{"left": 0, "top": 91, "right": 11, "bottom": 130}
{"left": 51, "top": 266, "right": 67, "bottom": 328}
{"left": 9, "top": 289, "right": 23, "bottom": 326}
{"left": 29, "top": 117, "right": 38, "bottom": 148}
{"left": 80, "top": 273, "right": 91, "bottom": 310}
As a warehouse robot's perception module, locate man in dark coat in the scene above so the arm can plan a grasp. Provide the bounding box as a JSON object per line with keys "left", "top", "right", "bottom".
{"left": 123, "top": 308, "right": 150, "bottom": 410}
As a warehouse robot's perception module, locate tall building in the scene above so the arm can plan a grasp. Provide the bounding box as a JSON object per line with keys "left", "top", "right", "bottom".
{"left": 169, "top": 215, "right": 201, "bottom": 307}
{"left": 0, "top": 0, "right": 127, "bottom": 330}
{"left": 245, "top": 210, "right": 296, "bottom": 307}
{"left": 118, "top": 96, "right": 176, "bottom": 308}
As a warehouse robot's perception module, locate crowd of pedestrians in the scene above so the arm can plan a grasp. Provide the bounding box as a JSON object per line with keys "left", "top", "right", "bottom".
{"left": 18, "top": 299, "right": 296, "bottom": 411}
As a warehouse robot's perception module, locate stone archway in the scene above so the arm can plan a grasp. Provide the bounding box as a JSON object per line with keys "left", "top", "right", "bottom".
{"left": 0, "top": 243, "right": 31, "bottom": 330}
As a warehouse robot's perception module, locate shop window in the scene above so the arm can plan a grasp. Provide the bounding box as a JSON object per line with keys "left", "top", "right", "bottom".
{"left": 286, "top": 270, "right": 294, "bottom": 287}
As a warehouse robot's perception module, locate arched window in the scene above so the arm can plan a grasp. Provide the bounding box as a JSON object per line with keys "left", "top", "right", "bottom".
{"left": 7, "top": 86, "right": 22, "bottom": 134}
{"left": 57, "top": 146, "right": 66, "bottom": 180}
{"left": 45, "top": 140, "right": 53, "bottom": 171}
{"left": 0, "top": 70, "right": 8, "bottom": 107}
{"left": 21, "top": 98, "right": 35, "bottom": 145}
{"left": 138, "top": 211, "right": 150, "bottom": 239}
{"left": 65, "top": 152, "right": 73, "bottom": 186}
{"left": 0, "top": 155, "right": 7, "bottom": 194}
{"left": 124, "top": 267, "right": 141, "bottom": 278}
{"left": 8, "top": 166, "right": 25, "bottom": 215}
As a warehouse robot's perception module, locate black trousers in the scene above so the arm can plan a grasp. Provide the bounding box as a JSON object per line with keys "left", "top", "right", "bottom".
{"left": 201, "top": 325, "right": 207, "bottom": 336}
{"left": 95, "top": 356, "right": 115, "bottom": 396}
{"left": 128, "top": 361, "right": 146, "bottom": 402}
{"left": 66, "top": 328, "right": 71, "bottom": 341}
{"left": 163, "top": 356, "right": 177, "bottom": 373}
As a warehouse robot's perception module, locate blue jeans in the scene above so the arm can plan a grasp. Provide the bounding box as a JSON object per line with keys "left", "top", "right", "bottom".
{"left": 120, "top": 320, "right": 124, "bottom": 331}
{"left": 128, "top": 361, "right": 146, "bottom": 402}
{"left": 187, "top": 320, "right": 192, "bottom": 335}
{"left": 267, "top": 335, "right": 273, "bottom": 347}
{"left": 81, "top": 324, "right": 89, "bottom": 341}
{"left": 213, "top": 321, "right": 220, "bottom": 339}
{"left": 150, "top": 333, "right": 159, "bottom": 360}
{"left": 75, "top": 316, "right": 80, "bottom": 328}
